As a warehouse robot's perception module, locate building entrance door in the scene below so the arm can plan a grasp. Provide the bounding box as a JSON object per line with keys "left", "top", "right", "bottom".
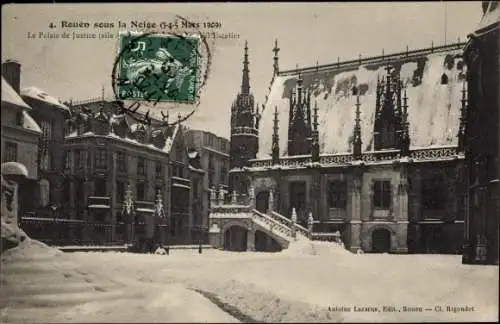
{"left": 372, "top": 228, "right": 391, "bottom": 253}
{"left": 256, "top": 190, "right": 269, "bottom": 213}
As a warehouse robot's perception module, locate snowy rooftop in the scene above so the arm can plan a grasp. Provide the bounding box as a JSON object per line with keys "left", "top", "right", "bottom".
{"left": 21, "top": 87, "right": 70, "bottom": 112}
{"left": 1, "top": 77, "right": 30, "bottom": 110}
{"left": 258, "top": 46, "right": 466, "bottom": 159}
{"left": 475, "top": 1, "right": 500, "bottom": 33}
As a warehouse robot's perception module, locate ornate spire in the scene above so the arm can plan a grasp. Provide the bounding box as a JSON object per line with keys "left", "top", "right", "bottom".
{"left": 272, "top": 106, "right": 280, "bottom": 164}
{"left": 400, "top": 87, "right": 410, "bottom": 156}
{"left": 311, "top": 100, "right": 320, "bottom": 162}
{"left": 353, "top": 93, "right": 362, "bottom": 159}
{"left": 272, "top": 39, "right": 280, "bottom": 76}
{"left": 458, "top": 80, "right": 467, "bottom": 152}
{"left": 241, "top": 40, "right": 250, "bottom": 95}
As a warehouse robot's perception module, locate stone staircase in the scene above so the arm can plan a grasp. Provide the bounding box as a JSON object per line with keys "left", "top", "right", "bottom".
{"left": 208, "top": 187, "right": 313, "bottom": 251}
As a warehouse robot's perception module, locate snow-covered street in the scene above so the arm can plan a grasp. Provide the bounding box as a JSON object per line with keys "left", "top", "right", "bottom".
{"left": 1, "top": 239, "right": 498, "bottom": 323}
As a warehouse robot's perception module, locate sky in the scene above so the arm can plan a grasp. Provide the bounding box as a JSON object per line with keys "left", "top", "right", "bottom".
{"left": 2, "top": 2, "right": 483, "bottom": 139}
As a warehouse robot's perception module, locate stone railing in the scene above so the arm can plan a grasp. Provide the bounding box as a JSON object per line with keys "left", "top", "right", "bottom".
{"left": 251, "top": 209, "right": 293, "bottom": 238}
{"left": 410, "top": 146, "right": 462, "bottom": 161}
{"left": 231, "top": 126, "right": 258, "bottom": 136}
{"left": 209, "top": 188, "right": 252, "bottom": 213}
{"left": 361, "top": 149, "right": 401, "bottom": 162}
{"left": 320, "top": 153, "right": 353, "bottom": 165}
{"left": 279, "top": 42, "right": 465, "bottom": 76}
{"left": 270, "top": 211, "right": 312, "bottom": 238}
{"left": 246, "top": 146, "right": 461, "bottom": 170}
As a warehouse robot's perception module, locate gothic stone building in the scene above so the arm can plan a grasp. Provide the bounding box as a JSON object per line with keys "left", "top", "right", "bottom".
{"left": 462, "top": 1, "right": 499, "bottom": 265}
{"left": 229, "top": 40, "right": 468, "bottom": 254}
{"left": 62, "top": 100, "right": 204, "bottom": 245}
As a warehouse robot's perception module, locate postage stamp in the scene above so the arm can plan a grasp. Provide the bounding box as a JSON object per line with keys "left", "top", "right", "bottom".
{"left": 116, "top": 33, "right": 199, "bottom": 104}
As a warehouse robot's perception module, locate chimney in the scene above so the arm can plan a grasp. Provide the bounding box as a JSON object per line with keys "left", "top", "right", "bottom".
{"left": 2, "top": 60, "right": 21, "bottom": 94}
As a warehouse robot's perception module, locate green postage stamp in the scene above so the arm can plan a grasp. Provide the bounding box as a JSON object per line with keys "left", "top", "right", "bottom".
{"left": 117, "top": 33, "right": 199, "bottom": 104}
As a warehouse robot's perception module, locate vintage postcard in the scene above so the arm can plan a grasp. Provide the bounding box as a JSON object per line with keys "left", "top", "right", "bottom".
{"left": 1, "top": 2, "right": 498, "bottom": 323}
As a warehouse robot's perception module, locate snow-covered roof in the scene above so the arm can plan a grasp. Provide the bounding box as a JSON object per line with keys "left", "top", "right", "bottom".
{"left": 1, "top": 77, "right": 31, "bottom": 110}
{"left": 475, "top": 1, "right": 500, "bottom": 33}
{"left": 21, "top": 87, "right": 70, "bottom": 112}
{"left": 22, "top": 111, "right": 42, "bottom": 133}
{"left": 258, "top": 46, "right": 465, "bottom": 158}
{"left": 66, "top": 116, "right": 180, "bottom": 155}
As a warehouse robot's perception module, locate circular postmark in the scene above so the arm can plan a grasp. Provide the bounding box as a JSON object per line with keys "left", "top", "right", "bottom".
{"left": 111, "top": 16, "right": 212, "bottom": 126}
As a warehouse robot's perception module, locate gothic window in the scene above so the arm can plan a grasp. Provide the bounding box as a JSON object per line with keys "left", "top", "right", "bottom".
{"left": 94, "top": 149, "right": 107, "bottom": 169}
{"left": 155, "top": 161, "right": 162, "bottom": 178}
{"left": 421, "top": 176, "right": 445, "bottom": 210}
{"left": 136, "top": 182, "right": 146, "bottom": 201}
{"left": 328, "top": 180, "right": 347, "bottom": 209}
{"left": 40, "top": 120, "right": 53, "bottom": 140}
{"left": 380, "top": 123, "right": 396, "bottom": 149}
{"left": 440, "top": 73, "right": 448, "bottom": 85}
{"left": 373, "top": 180, "right": 391, "bottom": 209}
{"left": 76, "top": 150, "right": 85, "bottom": 169}
{"left": 63, "top": 150, "right": 72, "bottom": 169}
{"left": 4, "top": 142, "right": 17, "bottom": 162}
{"left": 94, "top": 178, "right": 107, "bottom": 196}
{"left": 137, "top": 157, "right": 145, "bottom": 176}
{"left": 117, "top": 152, "right": 126, "bottom": 172}
{"left": 39, "top": 179, "right": 50, "bottom": 208}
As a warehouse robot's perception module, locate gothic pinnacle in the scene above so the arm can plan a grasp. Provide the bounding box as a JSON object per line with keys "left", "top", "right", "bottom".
{"left": 241, "top": 40, "right": 251, "bottom": 95}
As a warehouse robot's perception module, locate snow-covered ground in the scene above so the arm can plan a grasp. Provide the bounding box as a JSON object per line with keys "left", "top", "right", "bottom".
{"left": 1, "top": 239, "right": 498, "bottom": 323}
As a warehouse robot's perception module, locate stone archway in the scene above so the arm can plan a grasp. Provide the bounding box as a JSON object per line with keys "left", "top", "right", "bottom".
{"left": 371, "top": 228, "right": 392, "bottom": 253}
{"left": 224, "top": 225, "right": 248, "bottom": 251}
{"left": 254, "top": 230, "right": 282, "bottom": 252}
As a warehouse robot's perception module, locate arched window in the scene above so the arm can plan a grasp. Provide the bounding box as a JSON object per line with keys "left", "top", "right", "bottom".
{"left": 39, "top": 179, "right": 50, "bottom": 208}
{"left": 440, "top": 73, "right": 448, "bottom": 85}
{"left": 381, "top": 122, "right": 396, "bottom": 149}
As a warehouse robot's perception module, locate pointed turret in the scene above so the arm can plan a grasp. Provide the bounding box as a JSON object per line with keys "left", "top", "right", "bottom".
{"left": 272, "top": 39, "right": 280, "bottom": 76}
{"left": 241, "top": 40, "right": 250, "bottom": 95}
{"left": 311, "top": 100, "right": 320, "bottom": 162}
{"left": 272, "top": 106, "right": 280, "bottom": 164}
{"left": 353, "top": 92, "right": 362, "bottom": 159}
{"left": 229, "top": 41, "right": 259, "bottom": 169}
{"left": 457, "top": 80, "right": 468, "bottom": 152}
{"left": 288, "top": 69, "right": 312, "bottom": 156}
{"left": 373, "top": 64, "right": 403, "bottom": 150}
{"left": 400, "top": 87, "right": 410, "bottom": 156}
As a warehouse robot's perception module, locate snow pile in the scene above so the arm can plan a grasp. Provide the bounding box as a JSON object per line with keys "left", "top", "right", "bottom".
{"left": 1, "top": 236, "right": 61, "bottom": 262}
{"left": 1, "top": 216, "right": 29, "bottom": 254}
{"left": 283, "top": 237, "right": 351, "bottom": 256}
{"left": 258, "top": 49, "right": 464, "bottom": 158}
